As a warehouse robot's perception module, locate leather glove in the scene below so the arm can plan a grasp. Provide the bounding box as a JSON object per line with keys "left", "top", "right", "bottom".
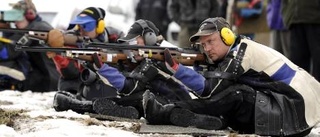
{"left": 92, "top": 53, "right": 103, "bottom": 70}
{"left": 47, "top": 29, "right": 64, "bottom": 48}
{"left": 139, "top": 59, "right": 159, "bottom": 83}
{"left": 164, "top": 48, "right": 179, "bottom": 74}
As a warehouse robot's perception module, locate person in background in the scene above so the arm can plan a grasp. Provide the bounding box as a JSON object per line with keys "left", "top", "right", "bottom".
{"left": 266, "top": 0, "right": 290, "bottom": 57}
{"left": 167, "top": 0, "right": 220, "bottom": 48}
{"left": 230, "top": 0, "right": 263, "bottom": 40}
{"left": 143, "top": 17, "right": 320, "bottom": 136}
{"left": 0, "top": 0, "right": 59, "bottom": 91}
{"left": 281, "top": 0, "right": 320, "bottom": 81}
{"left": 135, "top": 0, "right": 171, "bottom": 40}
{"left": 49, "top": 7, "right": 124, "bottom": 113}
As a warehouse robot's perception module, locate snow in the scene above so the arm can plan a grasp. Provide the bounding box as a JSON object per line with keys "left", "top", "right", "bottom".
{"left": 0, "top": 90, "right": 143, "bottom": 137}
{"left": 0, "top": 90, "right": 320, "bottom": 137}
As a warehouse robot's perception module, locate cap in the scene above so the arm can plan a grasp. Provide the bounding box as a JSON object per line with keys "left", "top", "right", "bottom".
{"left": 69, "top": 7, "right": 105, "bottom": 25}
{"left": 9, "top": 0, "right": 37, "bottom": 13}
{"left": 118, "top": 20, "right": 159, "bottom": 42}
{"left": 189, "top": 17, "right": 231, "bottom": 42}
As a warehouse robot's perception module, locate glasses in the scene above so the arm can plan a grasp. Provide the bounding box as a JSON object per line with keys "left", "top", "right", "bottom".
{"left": 78, "top": 21, "right": 96, "bottom": 32}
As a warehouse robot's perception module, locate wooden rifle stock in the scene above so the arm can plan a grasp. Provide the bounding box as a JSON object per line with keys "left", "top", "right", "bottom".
{"left": 135, "top": 48, "right": 205, "bottom": 66}
{"left": 66, "top": 50, "right": 128, "bottom": 64}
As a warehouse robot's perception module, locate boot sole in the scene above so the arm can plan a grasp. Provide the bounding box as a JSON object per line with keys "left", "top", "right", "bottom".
{"left": 170, "top": 108, "right": 223, "bottom": 130}
{"left": 93, "top": 98, "right": 140, "bottom": 119}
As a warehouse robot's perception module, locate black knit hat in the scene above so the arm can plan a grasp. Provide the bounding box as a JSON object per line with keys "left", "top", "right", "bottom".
{"left": 69, "top": 7, "right": 105, "bottom": 25}
{"left": 78, "top": 7, "right": 105, "bottom": 21}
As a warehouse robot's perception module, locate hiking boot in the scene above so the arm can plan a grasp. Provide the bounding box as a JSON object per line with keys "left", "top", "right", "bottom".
{"left": 93, "top": 97, "right": 140, "bottom": 119}
{"left": 170, "top": 108, "right": 224, "bottom": 130}
{"left": 53, "top": 91, "right": 94, "bottom": 114}
{"left": 142, "top": 90, "right": 174, "bottom": 124}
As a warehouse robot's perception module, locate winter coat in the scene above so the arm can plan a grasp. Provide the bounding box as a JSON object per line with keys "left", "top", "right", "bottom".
{"left": 135, "top": 0, "right": 171, "bottom": 38}
{"left": 267, "top": 0, "right": 287, "bottom": 30}
{"left": 167, "top": 0, "right": 220, "bottom": 29}
{"left": 281, "top": 0, "right": 320, "bottom": 28}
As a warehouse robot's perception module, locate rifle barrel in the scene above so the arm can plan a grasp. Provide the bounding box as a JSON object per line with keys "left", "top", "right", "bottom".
{"left": 15, "top": 46, "right": 101, "bottom": 53}
{"left": 85, "top": 42, "right": 200, "bottom": 54}
{"left": 0, "top": 28, "right": 49, "bottom": 33}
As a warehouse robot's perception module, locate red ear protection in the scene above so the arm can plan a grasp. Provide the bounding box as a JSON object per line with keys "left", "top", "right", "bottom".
{"left": 25, "top": 9, "right": 36, "bottom": 21}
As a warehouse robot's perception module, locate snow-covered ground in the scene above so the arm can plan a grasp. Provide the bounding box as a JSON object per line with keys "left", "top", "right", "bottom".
{"left": 0, "top": 90, "right": 319, "bottom": 137}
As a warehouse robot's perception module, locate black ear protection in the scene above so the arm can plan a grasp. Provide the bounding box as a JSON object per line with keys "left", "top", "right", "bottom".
{"left": 136, "top": 19, "right": 157, "bottom": 46}
{"left": 202, "top": 18, "right": 235, "bottom": 46}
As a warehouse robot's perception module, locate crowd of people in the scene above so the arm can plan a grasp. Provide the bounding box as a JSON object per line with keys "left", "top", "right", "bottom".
{"left": 1, "top": 0, "right": 320, "bottom": 136}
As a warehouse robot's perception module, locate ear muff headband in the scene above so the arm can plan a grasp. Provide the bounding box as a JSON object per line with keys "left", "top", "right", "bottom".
{"left": 94, "top": 7, "right": 105, "bottom": 34}
{"left": 202, "top": 18, "right": 235, "bottom": 46}
{"left": 136, "top": 19, "right": 157, "bottom": 46}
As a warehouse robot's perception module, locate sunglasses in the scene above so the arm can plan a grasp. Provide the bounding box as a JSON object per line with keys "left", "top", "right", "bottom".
{"left": 78, "top": 21, "right": 96, "bottom": 32}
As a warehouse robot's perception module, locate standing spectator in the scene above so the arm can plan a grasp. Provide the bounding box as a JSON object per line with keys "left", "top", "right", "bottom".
{"left": 0, "top": 0, "right": 59, "bottom": 91}
{"left": 167, "top": 0, "right": 220, "bottom": 48}
{"left": 281, "top": 0, "right": 320, "bottom": 81}
{"left": 135, "top": 0, "right": 171, "bottom": 40}
{"left": 266, "top": 0, "right": 290, "bottom": 57}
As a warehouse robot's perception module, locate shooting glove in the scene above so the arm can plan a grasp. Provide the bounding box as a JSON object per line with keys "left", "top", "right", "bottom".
{"left": 139, "top": 59, "right": 159, "bottom": 83}
{"left": 164, "top": 48, "right": 179, "bottom": 74}
{"left": 47, "top": 29, "right": 64, "bottom": 48}
{"left": 92, "top": 53, "right": 103, "bottom": 70}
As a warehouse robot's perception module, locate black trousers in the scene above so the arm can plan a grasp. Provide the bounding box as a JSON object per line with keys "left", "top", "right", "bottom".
{"left": 289, "top": 24, "right": 320, "bottom": 82}
{"left": 174, "top": 84, "right": 256, "bottom": 133}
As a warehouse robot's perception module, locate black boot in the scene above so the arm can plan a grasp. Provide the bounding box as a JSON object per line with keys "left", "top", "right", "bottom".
{"left": 53, "top": 91, "right": 94, "bottom": 114}
{"left": 93, "top": 97, "right": 140, "bottom": 119}
{"left": 170, "top": 108, "right": 224, "bottom": 130}
{"left": 142, "top": 90, "right": 174, "bottom": 125}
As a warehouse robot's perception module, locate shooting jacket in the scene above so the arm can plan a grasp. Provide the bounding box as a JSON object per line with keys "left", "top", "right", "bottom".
{"left": 173, "top": 36, "right": 320, "bottom": 136}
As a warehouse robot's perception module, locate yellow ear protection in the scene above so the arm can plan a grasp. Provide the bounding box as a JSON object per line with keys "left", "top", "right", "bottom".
{"left": 73, "top": 7, "right": 105, "bottom": 34}
{"left": 204, "top": 18, "right": 235, "bottom": 46}
{"left": 94, "top": 7, "right": 105, "bottom": 34}
{"left": 136, "top": 19, "right": 157, "bottom": 46}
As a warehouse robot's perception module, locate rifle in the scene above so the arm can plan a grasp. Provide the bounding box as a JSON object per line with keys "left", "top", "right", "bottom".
{"left": 3, "top": 28, "right": 206, "bottom": 65}
{"left": 16, "top": 43, "right": 206, "bottom": 66}
{"left": 0, "top": 28, "right": 86, "bottom": 46}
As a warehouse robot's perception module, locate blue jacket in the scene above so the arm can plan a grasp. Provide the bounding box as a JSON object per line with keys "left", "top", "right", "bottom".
{"left": 266, "top": 0, "right": 286, "bottom": 30}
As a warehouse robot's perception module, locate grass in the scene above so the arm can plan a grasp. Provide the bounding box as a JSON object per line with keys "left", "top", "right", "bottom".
{"left": 0, "top": 108, "right": 25, "bottom": 127}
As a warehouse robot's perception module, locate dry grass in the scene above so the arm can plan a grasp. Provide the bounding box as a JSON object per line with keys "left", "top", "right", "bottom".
{"left": 0, "top": 108, "right": 26, "bottom": 127}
